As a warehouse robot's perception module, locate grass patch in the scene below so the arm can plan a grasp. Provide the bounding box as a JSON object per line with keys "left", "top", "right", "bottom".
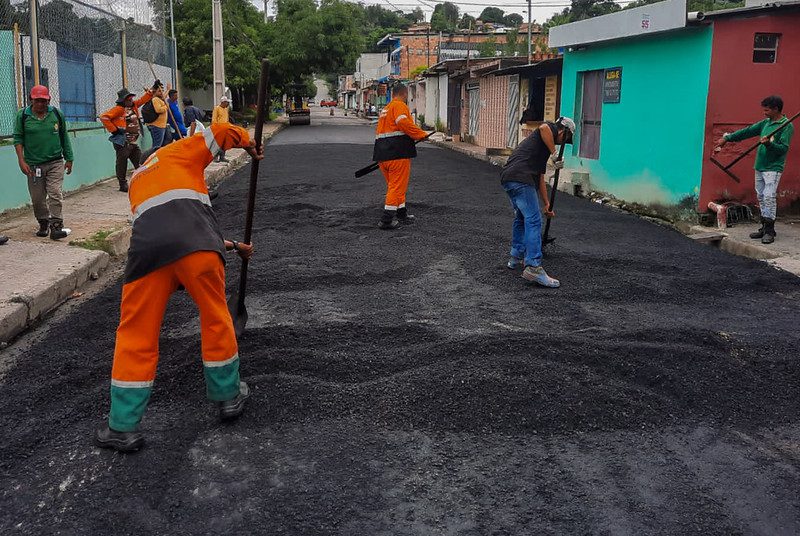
{"left": 70, "top": 229, "right": 116, "bottom": 255}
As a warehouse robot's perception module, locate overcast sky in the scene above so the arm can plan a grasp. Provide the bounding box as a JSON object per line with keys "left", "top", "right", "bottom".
{"left": 248, "top": 0, "right": 573, "bottom": 26}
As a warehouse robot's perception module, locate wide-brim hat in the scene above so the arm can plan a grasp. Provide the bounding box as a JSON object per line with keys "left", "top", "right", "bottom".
{"left": 116, "top": 88, "right": 135, "bottom": 104}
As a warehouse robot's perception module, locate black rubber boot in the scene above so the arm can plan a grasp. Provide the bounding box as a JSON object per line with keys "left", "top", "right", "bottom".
{"left": 220, "top": 381, "right": 250, "bottom": 421}
{"left": 761, "top": 218, "right": 776, "bottom": 244}
{"left": 749, "top": 217, "right": 764, "bottom": 239}
{"left": 118, "top": 179, "right": 129, "bottom": 192}
{"left": 36, "top": 219, "right": 49, "bottom": 237}
{"left": 95, "top": 426, "right": 145, "bottom": 452}
{"left": 49, "top": 220, "right": 68, "bottom": 240}
{"left": 397, "top": 206, "right": 415, "bottom": 224}
{"left": 0, "top": 235, "right": 8, "bottom": 245}
{"left": 378, "top": 210, "right": 400, "bottom": 230}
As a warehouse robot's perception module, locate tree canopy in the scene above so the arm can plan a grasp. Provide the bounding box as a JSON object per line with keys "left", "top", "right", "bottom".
{"left": 430, "top": 2, "right": 460, "bottom": 32}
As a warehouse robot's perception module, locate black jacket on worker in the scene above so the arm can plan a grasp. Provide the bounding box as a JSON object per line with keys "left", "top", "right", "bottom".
{"left": 500, "top": 122, "right": 559, "bottom": 187}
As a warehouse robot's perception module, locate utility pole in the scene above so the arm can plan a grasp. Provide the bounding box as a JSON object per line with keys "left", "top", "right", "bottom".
{"left": 426, "top": 30, "right": 430, "bottom": 67}
{"left": 212, "top": 0, "right": 226, "bottom": 104}
{"left": 30, "top": 0, "right": 41, "bottom": 85}
{"left": 169, "top": 0, "right": 178, "bottom": 89}
{"left": 527, "top": 0, "right": 533, "bottom": 63}
{"left": 264, "top": 0, "right": 269, "bottom": 23}
{"left": 120, "top": 20, "right": 128, "bottom": 89}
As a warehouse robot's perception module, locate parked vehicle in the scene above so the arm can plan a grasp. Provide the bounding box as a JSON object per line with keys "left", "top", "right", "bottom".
{"left": 320, "top": 100, "right": 337, "bottom": 107}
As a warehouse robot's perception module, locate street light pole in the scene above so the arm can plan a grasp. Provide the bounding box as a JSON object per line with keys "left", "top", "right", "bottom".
{"left": 169, "top": 0, "right": 178, "bottom": 89}
{"left": 212, "top": 0, "right": 226, "bottom": 104}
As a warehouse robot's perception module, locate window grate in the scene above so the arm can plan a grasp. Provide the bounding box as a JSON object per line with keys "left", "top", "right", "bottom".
{"left": 753, "top": 33, "right": 780, "bottom": 64}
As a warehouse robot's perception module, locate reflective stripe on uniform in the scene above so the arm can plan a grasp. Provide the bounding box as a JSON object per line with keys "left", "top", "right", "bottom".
{"left": 111, "top": 379, "right": 154, "bottom": 388}
{"left": 395, "top": 114, "right": 408, "bottom": 124}
{"left": 203, "top": 353, "right": 239, "bottom": 368}
{"left": 398, "top": 202, "right": 406, "bottom": 209}
{"left": 384, "top": 204, "right": 398, "bottom": 210}
{"left": 376, "top": 131, "right": 406, "bottom": 139}
{"left": 204, "top": 127, "right": 221, "bottom": 156}
{"left": 132, "top": 188, "right": 211, "bottom": 223}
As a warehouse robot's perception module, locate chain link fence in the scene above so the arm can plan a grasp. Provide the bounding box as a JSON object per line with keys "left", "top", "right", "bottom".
{"left": 0, "top": 0, "right": 175, "bottom": 137}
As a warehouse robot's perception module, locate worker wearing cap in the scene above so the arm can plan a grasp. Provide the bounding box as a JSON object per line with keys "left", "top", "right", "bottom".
{"left": 94, "top": 123, "right": 263, "bottom": 453}
{"left": 211, "top": 96, "right": 231, "bottom": 162}
{"left": 373, "top": 84, "right": 430, "bottom": 229}
{"left": 13, "top": 85, "right": 74, "bottom": 240}
{"left": 99, "top": 81, "right": 158, "bottom": 192}
{"left": 499, "top": 117, "right": 575, "bottom": 288}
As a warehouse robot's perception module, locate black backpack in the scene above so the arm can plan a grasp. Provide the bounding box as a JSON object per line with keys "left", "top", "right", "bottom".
{"left": 140, "top": 100, "right": 158, "bottom": 123}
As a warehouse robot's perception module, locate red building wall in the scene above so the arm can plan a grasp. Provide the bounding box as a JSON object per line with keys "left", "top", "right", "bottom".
{"left": 701, "top": 13, "right": 800, "bottom": 212}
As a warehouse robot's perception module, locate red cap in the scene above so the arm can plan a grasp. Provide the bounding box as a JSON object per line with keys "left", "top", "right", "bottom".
{"left": 30, "top": 85, "right": 51, "bottom": 100}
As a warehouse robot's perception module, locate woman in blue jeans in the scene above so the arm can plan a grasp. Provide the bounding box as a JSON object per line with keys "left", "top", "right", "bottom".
{"left": 500, "top": 116, "right": 575, "bottom": 288}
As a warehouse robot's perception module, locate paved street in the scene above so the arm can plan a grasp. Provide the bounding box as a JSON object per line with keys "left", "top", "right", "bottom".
{"left": 2, "top": 109, "right": 800, "bottom": 535}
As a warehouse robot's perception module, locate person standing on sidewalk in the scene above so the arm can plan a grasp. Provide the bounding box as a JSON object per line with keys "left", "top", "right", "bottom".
{"left": 142, "top": 83, "right": 171, "bottom": 148}
{"left": 99, "top": 83, "right": 157, "bottom": 192}
{"left": 182, "top": 97, "right": 205, "bottom": 136}
{"left": 13, "top": 85, "right": 74, "bottom": 240}
{"left": 715, "top": 95, "right": 794, "bottom": 244}
{"left": 211, "top": 96, "right": 230, "bottom": 162}
{"left": 94, "top": 122, "right": 263, "bottom": 453}
{"left": 167, "top": 89, "right": 187, "bottom": 140}
{"left": 373, "top": 84, "right": 430, "bottom": 229}
{"left": 500, "top": 117, "right": 575, "bottom": 288}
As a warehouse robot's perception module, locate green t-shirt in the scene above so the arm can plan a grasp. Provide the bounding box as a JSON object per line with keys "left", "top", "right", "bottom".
{"left": 725, "top": 116, "right": 794, "bottom": 172}
{"left": 13, "top": 106, "right": 74, "bottom": 165}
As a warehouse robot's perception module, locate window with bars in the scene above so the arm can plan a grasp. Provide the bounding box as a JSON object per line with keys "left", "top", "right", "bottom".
{"left": 753, "top": 33, "right": 780, "bottom": 63}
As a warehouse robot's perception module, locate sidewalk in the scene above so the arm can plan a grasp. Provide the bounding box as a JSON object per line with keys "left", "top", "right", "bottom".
{"left": 431, "top": 136, "right": 800, "bottom": 278}
{"left": 0, "top": 121, "right": 285, "bottom": 344}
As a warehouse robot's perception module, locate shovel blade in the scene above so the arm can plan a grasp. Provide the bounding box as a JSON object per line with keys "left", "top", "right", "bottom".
{"left": 227, "top": 292, "right": 248, "bottom": 339}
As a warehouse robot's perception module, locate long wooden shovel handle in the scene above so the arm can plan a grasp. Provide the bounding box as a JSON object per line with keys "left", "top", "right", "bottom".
{"left": 235, "top": 59, "right": 270, "bottom": 313}
{"left": 541, "top": 143, "right": 567, "bottom": 244}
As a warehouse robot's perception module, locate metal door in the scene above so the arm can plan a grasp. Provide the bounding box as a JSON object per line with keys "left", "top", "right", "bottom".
{"left": 57, "top": 46, "right": 95, "bottom": 122}
{"left": 468, "top": 88, "right": 479, "bottom": 137}
{"left": 447, "top": 80, "right": 462, "bottom": 135}
{"left": 579, "top": 70, "right": 603, "bottom": 159}
{"left": 507, "top": 75, "right": 520, "bottom": 148}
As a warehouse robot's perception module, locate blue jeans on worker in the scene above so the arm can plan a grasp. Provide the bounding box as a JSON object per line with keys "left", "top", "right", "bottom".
{"left": 503, "top": 181, "right": 542, "bottom": 267}
{"left": 755, "top": 170, "right": 782, "bottom": 219}
{"left": 147, "top": 125, "right": 171, "bottom": 148}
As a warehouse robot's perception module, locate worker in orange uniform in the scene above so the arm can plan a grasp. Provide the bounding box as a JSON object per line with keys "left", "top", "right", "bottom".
{"left": 94, "top": 122, "right": 263, "bottom": 453}
{"left": 373, "top": 83, "right": 431, "bottom": 229}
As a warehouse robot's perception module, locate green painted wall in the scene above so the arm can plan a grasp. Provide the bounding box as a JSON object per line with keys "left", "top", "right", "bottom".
{"left": 1, "top": 124, "right": 153, "bottom": 213}
{"left": 561, "top": 27, "right": 713, "bottom": 205}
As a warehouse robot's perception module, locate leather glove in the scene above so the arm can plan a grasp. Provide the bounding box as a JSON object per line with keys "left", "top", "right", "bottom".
{"left": 553, "top": 160, "right": 565, "bottom": 170}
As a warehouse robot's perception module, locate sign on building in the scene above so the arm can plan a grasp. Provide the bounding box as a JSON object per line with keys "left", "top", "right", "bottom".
{"left": 603, "top": 67, "right": 622, "bottom": 103}
{"left": 544, "top": 76, "right": 559, "bottom": 120}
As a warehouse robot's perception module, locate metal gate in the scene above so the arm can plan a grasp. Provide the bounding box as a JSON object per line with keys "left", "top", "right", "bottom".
{"left": 447, "top": 80, "right": 462, "bottom": 135}
{"left": 468, "top": 87, "right": 480, "bottom": 137}
{"left": 507, "top": 75, "right": 520, "bottom": 148}
{"left": 57, "top": 46, "right": 96, "bottom": 122}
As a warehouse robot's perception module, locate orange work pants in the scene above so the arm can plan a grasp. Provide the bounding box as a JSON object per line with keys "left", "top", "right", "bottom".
{"left": 379, "top": 158, "right": 411, "bottom": 210}
{"left": 108, "top": 250, "right": 240, "bottom": 432}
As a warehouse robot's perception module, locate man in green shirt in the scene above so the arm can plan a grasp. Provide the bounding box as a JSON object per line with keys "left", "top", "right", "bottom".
{"left": 13, "top": 85, "right": 74, "bottom": 240}
{"left": 715, "top": 95, "right": 794, "bottom": 244}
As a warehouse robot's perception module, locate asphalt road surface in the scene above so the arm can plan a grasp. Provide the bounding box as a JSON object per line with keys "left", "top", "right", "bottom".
{"left": 2, "top": 110, "right": 800, "bottom": 535}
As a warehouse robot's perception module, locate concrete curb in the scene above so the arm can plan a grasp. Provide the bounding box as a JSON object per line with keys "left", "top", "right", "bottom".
{"left": 429, "top": 139, "right": 509, "bottom": 167}
{"left": 687, "top": 225, "right": 781, "bottom": 261}
{"left": 1, "top": 247, "right": 109, "bottom": 345}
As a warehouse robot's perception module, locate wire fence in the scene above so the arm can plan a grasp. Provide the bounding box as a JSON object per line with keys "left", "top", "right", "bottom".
{"left": 0, "top": 0, "right": 176, "bottom": 137}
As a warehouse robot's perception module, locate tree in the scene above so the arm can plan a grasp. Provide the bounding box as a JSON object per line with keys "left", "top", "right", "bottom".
{"left": 478, "top": 7, "right": 505, "bottom": 24}
{"left": 503, "top": 28, "right": 520, "bottom": 56}
{"left": 477, "top": 36, "right": 498, "bottom": 58}
{"left": 458, "top": 13, "right": 476, "bottom": 30}
{"left": 503, "top": 13, "right": 524, "bottom": 27}
{"left": 430, "top": 2, "right": 459, "bottom": 32}
{"left": 404, "top": 7, "right": 425, "bottom": 24}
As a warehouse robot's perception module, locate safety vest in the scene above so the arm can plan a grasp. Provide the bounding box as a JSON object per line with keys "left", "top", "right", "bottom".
{"left": 123, "top": 125, "right": 234, "bottom": 283}
{"left": 373, "top": 99, "right": 418, "bottom": 162}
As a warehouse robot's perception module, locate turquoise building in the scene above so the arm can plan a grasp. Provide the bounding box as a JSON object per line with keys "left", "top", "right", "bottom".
{"left": 550, "top": 0, "right": 712, "bottom": 206}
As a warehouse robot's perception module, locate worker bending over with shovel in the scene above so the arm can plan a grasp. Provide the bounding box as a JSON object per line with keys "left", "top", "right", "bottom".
{"left": 95, "top": 123, "right": 262, "bottom": 453}
{"left": 500, "top": 116, "right": 574, "bottom": 288}
{"left": 373, "top": 83, "right": 431, "bottom": 229}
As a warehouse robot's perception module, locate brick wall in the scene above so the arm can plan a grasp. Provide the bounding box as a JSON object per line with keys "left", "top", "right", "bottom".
{"left": 394, "top": 33, "right": 548, "bottom": 79}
